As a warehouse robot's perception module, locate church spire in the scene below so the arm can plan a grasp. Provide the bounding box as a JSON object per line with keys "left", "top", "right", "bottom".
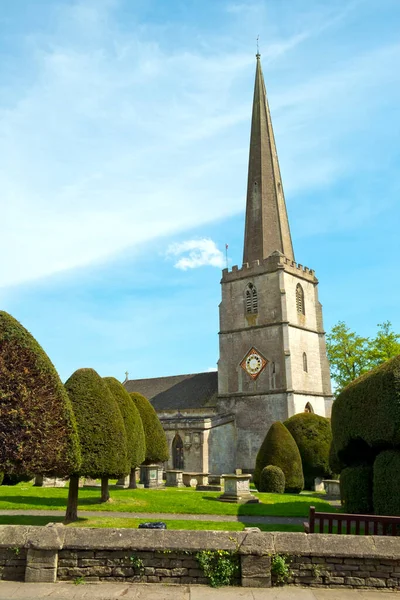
{"left": 243, "top": 54, "right": 294, "bottom": 264}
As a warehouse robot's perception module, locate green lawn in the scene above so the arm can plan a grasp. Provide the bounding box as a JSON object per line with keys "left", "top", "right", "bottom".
{"left": 0, "top": 482, "right": 335, "bottom": 518}
{"left": 0, "top": 514, "right": 303, "bottom": 532}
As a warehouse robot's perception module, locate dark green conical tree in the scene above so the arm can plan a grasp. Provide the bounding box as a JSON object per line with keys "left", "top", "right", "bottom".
{"left": 104, "top": 377, "right": 146, "bottom": 488}
{"left": 129, "top": 392, "right": 169, "bottom": 464}
{"left": 254, "top": 421, "right": 304, "bottom": 493}
{"left": 0, "top": 311, "right": 80, "bottom": 478}
{"left": 65, "top": 369, "right": 129, "bottom": 521}
{"left": 284, "top": 412, "right": 333, "bottom": 489}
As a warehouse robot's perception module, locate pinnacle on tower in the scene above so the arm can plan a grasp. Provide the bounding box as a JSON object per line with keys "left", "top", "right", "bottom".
{"left": 243, "top": 54, "right": 294, "bottom": 264}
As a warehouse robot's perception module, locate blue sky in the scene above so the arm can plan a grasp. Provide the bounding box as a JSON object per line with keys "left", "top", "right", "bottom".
{"left": 0, "top": 0, "right": 399, "bottom": 382}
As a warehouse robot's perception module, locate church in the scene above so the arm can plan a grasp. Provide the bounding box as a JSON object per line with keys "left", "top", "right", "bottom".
{"left": 124, "top": 53, "right": 333, "bottom": 475}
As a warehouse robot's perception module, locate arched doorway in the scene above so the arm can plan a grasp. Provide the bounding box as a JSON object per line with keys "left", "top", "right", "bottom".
{"left": 305, "top": 402, "right": 314, "bottom": 414}
{"left": 172, "top": 434, "right": 184, "bottom": 470}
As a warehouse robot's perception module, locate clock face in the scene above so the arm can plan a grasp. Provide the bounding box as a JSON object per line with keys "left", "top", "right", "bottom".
{"left": 240, "top": 347, "right": 268, "bottom": 380}
{"left": 245, "top": 353, "right": 263, "bottom": 375}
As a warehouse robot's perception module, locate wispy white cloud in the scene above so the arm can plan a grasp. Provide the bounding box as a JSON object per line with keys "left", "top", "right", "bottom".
{"left": 0, "top": 0, "right": 398, "bottom": 290}
{"left": 167, "top": 239, "right": 225, "bottom": 270}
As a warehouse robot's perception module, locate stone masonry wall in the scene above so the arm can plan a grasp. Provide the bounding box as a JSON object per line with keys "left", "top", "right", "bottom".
{"left": 2, "top": 526, "right": 400, "bottom": 590}
{"left": 0, "top": 548, "right": 27, "bottom": 581}
{"left": 57, "top": 549, "right": 213, "bottom": 585}
{"left": 284, "top": 555, "right": 400, "bottom": 588}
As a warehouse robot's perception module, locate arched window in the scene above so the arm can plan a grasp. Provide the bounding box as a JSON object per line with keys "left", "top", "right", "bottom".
{"left": 303, "top": 352, "right": 308, "bottom": 372}
{"left": 172, "top": 434, "right": 184, "bottom": 470}
{"left": 305, "top": 402, "right": 314, "bottom": 414}
{"left": 245, "top": 283, "right": 258, "bottom": 314}
{"left": 296, "top": 283, "right": 305, "bottom": 315}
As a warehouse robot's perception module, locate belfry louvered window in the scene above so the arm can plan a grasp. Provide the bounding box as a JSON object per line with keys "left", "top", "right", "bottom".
{"left": 245, "top": 283, "right": 258, "bottom": 314}
{"left": 296, "top": 284, "right": 305, "bottom": 315}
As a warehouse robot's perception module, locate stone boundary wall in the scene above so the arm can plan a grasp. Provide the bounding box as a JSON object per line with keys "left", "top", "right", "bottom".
{"left": 1, "top": 525, "right": 400, "bottom": 589}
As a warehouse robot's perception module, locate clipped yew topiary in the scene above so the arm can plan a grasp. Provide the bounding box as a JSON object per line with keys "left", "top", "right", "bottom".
{"left": 340, "top": 465, "right": 373, "bottom": 514}
{"left": 284, "top": 412, "right": 333, "bottom": 489}
{"left": 331, "top": 355, "right": 400, "bottom": 467}
{"left": 0, "top": 311, "right": 80, "bottom": 477}
{"left": 373, "top": 451, "right": 400, "bottom": 516}
{"left": 104, "top": 377, "right": 146, "bottom": 488}
{"left": 129, "top": 392, "right": 169, "bottom": 464}
{"left": 329, "top": 440, "right": 344, "bottom": 477}
{"left": 65, "top": 368, "right": 129, "bottom": 520}
{"left": 254, "top": 422, "right": 304, "bottom": 493}
{"left": 259, "top": 465, "right": 285, "bottom": 493}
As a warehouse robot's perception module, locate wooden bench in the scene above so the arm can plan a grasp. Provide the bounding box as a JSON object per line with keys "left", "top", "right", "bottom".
{"left": 304, "top": 506, "right": 400, "bottom": 535}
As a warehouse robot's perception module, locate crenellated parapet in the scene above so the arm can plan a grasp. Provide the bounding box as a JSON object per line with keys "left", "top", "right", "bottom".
{"left": 221, "top": 251, "right": 317, "bottom": 283}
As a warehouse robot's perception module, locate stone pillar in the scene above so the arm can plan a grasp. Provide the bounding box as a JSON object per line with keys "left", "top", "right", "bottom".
{"left": 219, "top": 474, "right": 259, "bottom": 504}
{"left": 241, "top": 554, "right": 271, "bottom": 587}
{"left": 140, "top": 464, "right": 161, "bottom": 489}
{"left": 25, "top": 549, "right": 58, "bottom": 583}
{"left": 165, "top": 470, "right": 185, "bottom": 487}
{"left": 83, "top": 478, "right": 100, "bottom": 487}
{"left": 323, "top": 479, "right": 340, "bottom": 498}
{"left": 195, "top": 473, "right": 209, "bottom": 486}
{"left": 115, "top": 475, "right": 129, "bottom": 488}
{"left": 34, "top": 476, "right": 66, "bottom": 488}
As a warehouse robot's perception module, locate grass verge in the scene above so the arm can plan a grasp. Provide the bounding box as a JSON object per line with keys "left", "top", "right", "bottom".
{"left": 0, "top": 483, "right": 335, "bottom": 518}
{"left": 0, "top": 514, "right": 303, "bottom": 532}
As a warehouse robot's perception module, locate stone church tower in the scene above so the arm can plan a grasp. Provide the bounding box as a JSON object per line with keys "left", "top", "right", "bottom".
{"left": 217, "top": 54, "right": 333, "bottom": 472}
{"left": 126, "top": 53, "right": 333, "bottom": 477}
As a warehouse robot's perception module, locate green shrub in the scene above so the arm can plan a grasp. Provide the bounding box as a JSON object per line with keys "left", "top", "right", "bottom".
{"left": 340, "top": 465, "right": 373, "bottom": 514}
{"left": 0, "top": 311, "right": 80, "bottom": 476}
{"left": 2, "top": 474, "right": 33, "bottom": 485}
{"left": 254, "top": 422, "right": 304, "bottom": 493}
{"left": 373, "top": 450, "right": 400, "bottom": 516}
{"left": 65, "top": 369, "right": 129, "bottom": 478}
{"left": 259, "top": 465, "right": 285, "bottom": 493}
{"left": 104, "top": 377, "right": 146, "bottom": 469}
{"left": 284, "top": 412, "right": 333, "bottom": 489}
{"left": 129, "top": 393, "right": 169, "bottom": 464}
{"left": 328, "top": 441, "right": 343, "bottom": 477}
{"left": 331, "top": 355, "right": 400, "bottom": 467}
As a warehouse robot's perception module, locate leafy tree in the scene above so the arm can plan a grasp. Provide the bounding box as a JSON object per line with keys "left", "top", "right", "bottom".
{"left": 104, "top": 377, "right": 146, "bottom": 488}
{"left": 64, "top": 369, "right": 129, "bottom": 521}
{"left": 129, "top": 393, "right": 169, "bottom": 464}
{"left": 254, "top": 422, "right": 304, "bottom": 493}
{"left": 326, "top": 321, "right": 370, "bottom": 394}
{"left": 367, "top": 321, "right": 400, "bottom": 367}
{"left": 0, "top": 311, "right": 80, "bottom": 478}
{"left": 327, "top": 320, "right": 400, "bottom": 394}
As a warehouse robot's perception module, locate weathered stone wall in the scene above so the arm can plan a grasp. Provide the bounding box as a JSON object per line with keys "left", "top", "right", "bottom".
{"left": 0, "top": 548, "right": 27, "bottom": 581}
{"left": 216, "top": 393, "right": 288, "bottom": 472}
{"left": 2, "top": 526, "right": 400, "bottom": 590}
{"left": 208, "top": 419, "right": 236, "bottom": 475}
{"left": 57, "top": 549, "right": 212, "bottom": 584}
{"left": 285, "top": 555, "right": 400, "bottom": 588}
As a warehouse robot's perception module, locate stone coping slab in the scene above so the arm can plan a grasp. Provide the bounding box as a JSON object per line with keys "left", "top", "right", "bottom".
{"left": 2, "top": 526, "right": 400, "bottom": 560}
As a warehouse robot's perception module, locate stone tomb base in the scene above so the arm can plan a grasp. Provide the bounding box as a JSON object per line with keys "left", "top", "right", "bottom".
{"left": 140, "top": 464, "right": 163, "bottom": 489}
{"left": 165, "top": 470, "right": 185, "bottom": 488}
{"left": 218, "top": 474, "right": 259, "bottom": 504}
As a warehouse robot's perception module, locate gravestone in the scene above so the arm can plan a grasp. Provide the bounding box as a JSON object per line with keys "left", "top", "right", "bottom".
{"left": 165, "top": 470, "right": 185, "bottom": 488}
{"left": 218, "top": 473, "right": 259, "bottom": 504}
